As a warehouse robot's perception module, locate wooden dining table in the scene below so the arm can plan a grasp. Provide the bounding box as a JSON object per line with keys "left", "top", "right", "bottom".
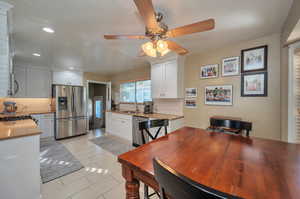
{"left": 118, "top": 127, "right": 300, "bottom": 199}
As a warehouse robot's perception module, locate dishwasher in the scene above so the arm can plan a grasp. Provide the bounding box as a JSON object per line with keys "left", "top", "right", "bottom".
{"left": 132, "top": 116, "right": 149, "bottom": 147}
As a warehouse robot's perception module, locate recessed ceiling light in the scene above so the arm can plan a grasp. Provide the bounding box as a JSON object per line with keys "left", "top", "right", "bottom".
{"left": 69, "top": 66, "right": 74, "bottom": 70}
{"left": 32, "top": 53, "right": 41, "bottom": 57}
{"left": 43, "top": 27, "right": 55, "bottom": 33}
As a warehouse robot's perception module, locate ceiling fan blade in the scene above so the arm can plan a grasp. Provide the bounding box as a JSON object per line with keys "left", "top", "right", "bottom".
{"left": 104, "top": 35, "right": 147, "bottom": 40}
{"left": 133, "top": 0, "right": 161, "bottom": 32}
{"left": 167, "top": 19, "right": 215, "bottom": 38}
{"left": 166, "top": 40, "right": 189, "bottom": 55}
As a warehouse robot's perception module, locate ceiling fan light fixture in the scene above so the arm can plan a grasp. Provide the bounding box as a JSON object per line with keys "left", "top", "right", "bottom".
{"left": 156, "top": 40, "right": 168, "bottom": 53}
{"left": 142, "top": 41, "right": 157, "bottom": 57}
{"left": 160, "top": 48, "right": 170, "bottom": 56}
{"left": 156, "top": 40, "right": 170, "bottom": 56}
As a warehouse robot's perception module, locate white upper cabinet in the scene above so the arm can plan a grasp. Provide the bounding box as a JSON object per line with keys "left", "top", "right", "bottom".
{"left": 151, "top": 63, "right": 164, "bottom": 98}
{"left": 13, "top": 66, "right": 26, "bottom": 97}
{"left": 150, "top": 55, "right": 185, "bottom": 99}
{"left": 13, "top": 66, "right": 52, "bottom": 98}
{"left": 27, "top": 68, "right": 52, "bottom": 98}
{"left": 52, "top": 71, "right": 83, "bottom": 86}
{"left": 0, "top": 2, "right": 12, "bottom": 97}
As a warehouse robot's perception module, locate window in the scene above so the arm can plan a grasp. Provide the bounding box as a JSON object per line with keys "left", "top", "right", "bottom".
{"left": 120, "top": 82, "right": 136, "bottom": 103}
{"left": 120, "top": 80, "right": 151, "bottom": 103}
{"left": 95, "top": 100, "right": 102, "bottom": 119}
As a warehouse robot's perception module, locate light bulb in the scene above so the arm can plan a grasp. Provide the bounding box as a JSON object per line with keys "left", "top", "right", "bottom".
{"left": 142, "top": 42, "right": 157, "bottom": 57}
{"left": 142, "top": 42, "right": 153, "bottom": 51}
{"left": 156, "top": 40, "right": 168, "bottom": 53}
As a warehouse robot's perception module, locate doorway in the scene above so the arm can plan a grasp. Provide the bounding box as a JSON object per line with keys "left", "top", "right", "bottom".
{"left": 93, "top": 96, "right": 104, "bottom": 129}
{"left": 87, "top": 81, "right": 111, "bottom": 131}
{"left": 288, "top": 41, "right": 300, "bottom": 143}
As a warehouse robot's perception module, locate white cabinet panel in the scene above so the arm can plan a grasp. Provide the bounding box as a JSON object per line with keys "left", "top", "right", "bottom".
{"left": 168, "top": 118, "right": 184, "bottom": 132}
{"left": 150, "top": 56, "right": 184, "bottom": 99}
{"left": 31, "top": 113, "right": 54, "bottom": 138}
{"left": 151, "top": 63, "right": 164, "bottom": 98}
{"left": 13, "top": 66, "right": 26, "bottom": 97}
{"left": 0, "top": 11, "right": 9, "bottom": 97}
{"left": 53, "top": 71, "right": 83, "bottom": 86}
{"left": 164, "top": 60, "right": 178, "bottom": 98}
{"left": 0, "top": 135, "right": 40, "bottom": 199}
{"left": 109, "top": 113, "right": 133, "bottom": 142}
{"left": 27, "top": 68, "right": 51, "bottom": 98}
{"left": 13, "top": 66, "right": 52, "bottom": 98}
{"left": 0, "top": 64, "right": 9, "bottom": 97}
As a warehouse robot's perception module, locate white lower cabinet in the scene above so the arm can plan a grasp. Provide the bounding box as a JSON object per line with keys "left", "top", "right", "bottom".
{"left": 106, "top": 112, "right": 184, "bottom": 143}
{"left": 106, "top": 112, "right": 133, "bottom": 142}
{"left": 0, "top": 135, "right": 40, "bottom": 199}
{"left": 31, "top": 113, "right": 55, "bottom": 139}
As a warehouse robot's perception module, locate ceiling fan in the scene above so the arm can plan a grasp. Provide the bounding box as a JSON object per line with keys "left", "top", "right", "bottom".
{"left": 104, "top": 0, "right": 215, "bottom": 58}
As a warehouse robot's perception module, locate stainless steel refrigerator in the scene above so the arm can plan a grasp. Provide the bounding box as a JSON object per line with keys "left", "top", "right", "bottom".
{"left": 53, "top": 85, "right": 87, "bottom": 140}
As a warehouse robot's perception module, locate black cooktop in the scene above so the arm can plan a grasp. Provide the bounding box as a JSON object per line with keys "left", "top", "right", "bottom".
{"left": 0, "top": 115, "right": 34, "bottom": 122}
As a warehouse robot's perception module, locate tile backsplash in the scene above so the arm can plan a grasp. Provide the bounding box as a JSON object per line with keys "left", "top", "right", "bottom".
{"left": 0, "top": 98, "right": 54, "bottom": 113}
{"left": 153, "top": 99, "right": 183, "bottom": 116}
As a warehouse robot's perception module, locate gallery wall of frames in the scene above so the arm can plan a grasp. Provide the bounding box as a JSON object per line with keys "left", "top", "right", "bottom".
{"left": 185, "top": 45, "right": 268, "bottom": 108}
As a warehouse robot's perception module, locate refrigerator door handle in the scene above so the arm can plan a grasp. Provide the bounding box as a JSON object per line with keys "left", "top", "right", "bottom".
{"left": 72, "top": 87, "right": 75, "bottom": 113}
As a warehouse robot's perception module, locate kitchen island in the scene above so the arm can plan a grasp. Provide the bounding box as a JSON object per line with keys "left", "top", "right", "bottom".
{"left": 0, "top": 119, "right": 41, "bottom": 199}
{"left": 105, "top": 111, "right": 184, "bottom": 143}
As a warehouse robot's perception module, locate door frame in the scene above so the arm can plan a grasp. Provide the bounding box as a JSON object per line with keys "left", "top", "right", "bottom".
{"left": 86, "top": 80, "right": 112, "bottom": 131}
{"left": 288, "top": 41, "right": 300, "bottom": 143}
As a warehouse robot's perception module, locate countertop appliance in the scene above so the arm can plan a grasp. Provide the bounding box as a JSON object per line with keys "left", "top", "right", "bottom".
{"left": 53, "top": 85, "right": 87, "bottom": 140}
{"left": 2, "top": 101, "right": 17, "bottom": 113}
{"left": 144, "top": 101, "right": 153, "bottom": 114}
{"left": 132, "top": 116, "right": 149, "bottom": 147}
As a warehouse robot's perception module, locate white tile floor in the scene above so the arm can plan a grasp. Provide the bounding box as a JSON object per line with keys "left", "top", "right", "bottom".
{"left": 41, "top": 129, "right": 151, "bottom": 199}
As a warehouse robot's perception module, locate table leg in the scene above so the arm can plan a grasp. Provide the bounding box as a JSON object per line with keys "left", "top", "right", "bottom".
{"left": 126, "top": 179, "right": 140, "bottom": 199}
{"left": 122, "top": 164, "right": 140, "bottom": 199}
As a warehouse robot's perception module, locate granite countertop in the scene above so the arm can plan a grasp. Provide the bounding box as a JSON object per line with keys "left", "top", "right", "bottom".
{"left": 0, "top": 119, "right": 41, "bottom": 141}
{"left": 108, "top": 110, "right": 184, "bottom": 120}
{"left": 0, "top": 110, "right": 55, "bottom": 118}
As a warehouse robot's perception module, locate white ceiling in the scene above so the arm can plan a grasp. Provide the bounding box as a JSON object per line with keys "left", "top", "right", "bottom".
{"left": 4, "top": 0, "right": 293, "bottom": 75}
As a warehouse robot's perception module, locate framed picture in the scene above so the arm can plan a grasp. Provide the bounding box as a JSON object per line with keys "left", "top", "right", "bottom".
{"left": 205, "top": 85, "right": 233, "bottom": 106}
{"left": 222, "top": 56, "right": 240, "bottom": 76}
{"left": 185, "top": 88, "right": 197, "bottom": 98}
{"left": 241, "top": 45, "right": 268, "bottom": 72}
{"left": 200, "top": 64, "right": 218, "bottom": 79}
{"left": 185, "top": 99, "right": 197, "bottom": 108}
{"left": 241, "top": 72, "right": 268, "bottom": 97}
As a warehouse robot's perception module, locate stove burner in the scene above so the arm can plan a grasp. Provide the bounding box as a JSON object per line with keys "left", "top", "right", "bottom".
{"left": 0, "top": 115, "right": 38, "bottom": 125}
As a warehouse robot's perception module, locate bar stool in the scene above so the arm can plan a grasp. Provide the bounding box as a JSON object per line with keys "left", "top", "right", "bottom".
{"left": 139, "top": 119, "right": 169, "bottom": 199}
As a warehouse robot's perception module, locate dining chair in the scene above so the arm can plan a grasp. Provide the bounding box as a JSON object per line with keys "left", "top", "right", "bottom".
{"left": 139, "top": 119, "right": 169, "bottom": 145}
{"left": 209, "top": 117, "right": 252, "bottom": 136}
{"left": 153, "top": 158, "right": 244, "bottom": 199}
{"left": 139, "top": 119, "right": 169, "bottom": 199}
